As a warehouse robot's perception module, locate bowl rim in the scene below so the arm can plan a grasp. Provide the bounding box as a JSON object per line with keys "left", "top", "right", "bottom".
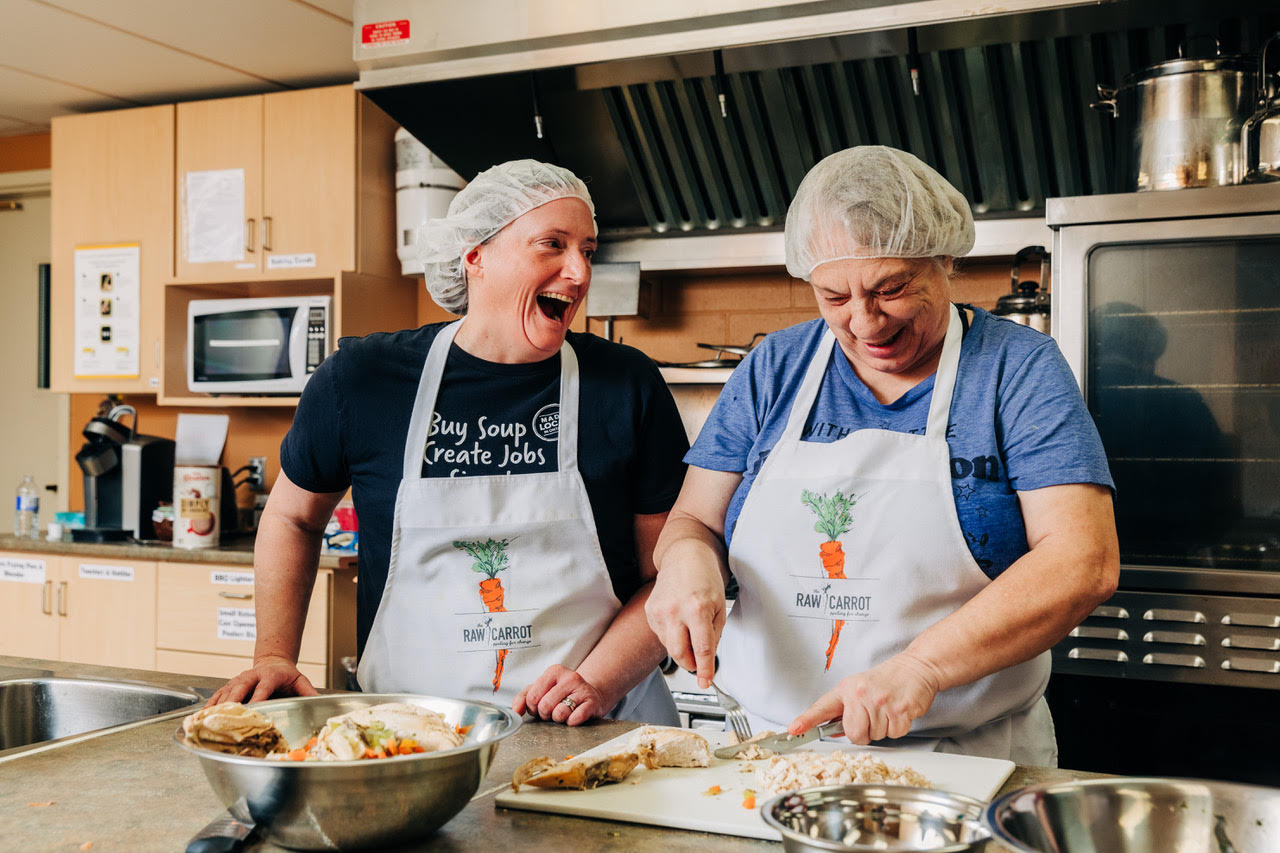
{"left": 981, "top": 775, "right": 1280, "bottom": 853}
{"left": 173, "top": 692, "right": 522, "bottom": 767}
{"left": 760, "top": 783, "right": 991, "bottom": 853}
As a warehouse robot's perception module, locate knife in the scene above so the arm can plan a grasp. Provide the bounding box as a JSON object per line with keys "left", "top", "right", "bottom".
{"left": 185, "top": 801, "right": 255, "bottom": 853}
{"left": 714, "top": 719, "right": 845, "bottom": 760}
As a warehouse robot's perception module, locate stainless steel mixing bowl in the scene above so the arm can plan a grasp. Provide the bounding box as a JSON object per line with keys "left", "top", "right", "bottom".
{"left": 761, "top": 785, "right": 992, "bottom": 852}
{"left": 984, "top": 777, "right": 1280, "bottom": 852}
{"left": 175, "top": 693, "right": 520, "bottom": 850}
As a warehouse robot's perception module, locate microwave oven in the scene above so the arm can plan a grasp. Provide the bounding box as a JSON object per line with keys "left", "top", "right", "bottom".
{"left": 187, "top": 295, "right": 331, "bottom": 394}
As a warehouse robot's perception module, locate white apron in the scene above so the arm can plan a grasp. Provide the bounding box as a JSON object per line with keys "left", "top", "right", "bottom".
{"left": 358, "top": 321, "right": 676, "bottom": 725}
{"left": 718, "top": 305, "right": 1055, "bottom": 764}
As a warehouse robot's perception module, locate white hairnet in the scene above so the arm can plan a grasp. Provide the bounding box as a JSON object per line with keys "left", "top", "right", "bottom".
{"left": 418, "top": 159, "right": 596, "bottom": 314}
{"left": 784, "top": 146, "right": 975, "bottom": 280}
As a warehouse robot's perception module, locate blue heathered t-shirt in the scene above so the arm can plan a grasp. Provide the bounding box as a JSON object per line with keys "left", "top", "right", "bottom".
{"left": 686, "top": 305, "right": 1114, "bottom": 579}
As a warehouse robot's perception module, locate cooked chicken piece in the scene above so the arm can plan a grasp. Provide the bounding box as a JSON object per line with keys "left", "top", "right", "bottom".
{"left": 630, "top": 726, "right": 711, "bottom": 767}
{"left": 311, "top": 702, "right": 462, "bottom": 760}
{"left": 182, "top": 702, "right": 287, "bottom": 758}
{"left": 511, "top": 744, "right": 658, "bottom": 792}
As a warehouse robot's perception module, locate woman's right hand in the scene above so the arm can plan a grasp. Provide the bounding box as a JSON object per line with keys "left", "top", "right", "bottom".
{"left": 205, "top": 654, "right": 319, "bottom": 707}
{"left": 645, "top": 557, "right": 728, "bottom": 689}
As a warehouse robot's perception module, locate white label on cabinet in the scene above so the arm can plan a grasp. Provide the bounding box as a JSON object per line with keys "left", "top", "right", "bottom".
{"left": 266, "top": 253, "right": 317, "bottom": 270}
{"left": 0, "top": 557, "right": 45, "bottom": 583}
{"left": 212, "top": 570, "right": 254, "bottom": 586}
{"left": 79, "top": 563, "right": 134, "bottom": 581}
{"left": 217, "top": 607, "right": 257, "bottom": 641}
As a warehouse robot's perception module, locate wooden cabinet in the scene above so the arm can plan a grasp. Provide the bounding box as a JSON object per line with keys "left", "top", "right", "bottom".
{"left": 0, "top": 552, "right": 156, "bottom": 669}
{"left": 155, "top": 561, "right": 357, "bottom": 689}
{"left": 174, "top": 86, "right": 399, "bottom": 281}
{"left": 49, "top": 104, "right": 174, "bottom": 394}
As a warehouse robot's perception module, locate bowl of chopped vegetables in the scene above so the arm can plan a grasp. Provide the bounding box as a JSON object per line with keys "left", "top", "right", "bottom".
{"left": 175, "top": 693, "right": 520, "bottom": 850}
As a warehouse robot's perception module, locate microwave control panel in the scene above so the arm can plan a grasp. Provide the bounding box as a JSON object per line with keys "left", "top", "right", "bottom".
{"left": 305, "top": 306, "right": 328, "bottom": 374}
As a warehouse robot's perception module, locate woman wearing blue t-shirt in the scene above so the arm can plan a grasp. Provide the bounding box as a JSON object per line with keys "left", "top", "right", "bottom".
{"left": 645, "top": 146, "right": 1119, "bottom": 764}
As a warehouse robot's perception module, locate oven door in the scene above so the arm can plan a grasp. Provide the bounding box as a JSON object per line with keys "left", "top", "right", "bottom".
{"left": 188, "top": 305, "right": 308, "bottom": 393}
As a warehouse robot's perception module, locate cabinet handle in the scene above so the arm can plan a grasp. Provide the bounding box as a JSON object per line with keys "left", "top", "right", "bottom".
{"left": 42, "top": 580, "right": 52, "bottom": 615}
{"left": 246, "top": 218, "right": 256, "bottom": 253}
{"left": 263, "top": 216, "right": 273, "bottom": 251}
{"left": 218, "top": 591, "right": 253, "bottom": 600}
{"left": 57, "top": 581, "right": 67, "bottom": 616}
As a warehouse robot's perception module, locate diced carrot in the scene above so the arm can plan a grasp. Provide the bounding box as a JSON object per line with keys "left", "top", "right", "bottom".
{"left": 702, "top": 785, "right": 722, "bottom": 796}
{"left": 304, "top": 737, "right": 318, "bottom": 750}
{"left": 411, "top": 745, "right": 425, "bottom": 754}
{"left": 363, "top": 748, "right": 378, "bottom": 759}
{"left": 742, "top": 789, "right": 756, "bottom": 809}
{"left": 455, "top": 724, "right": 472, "bottom": 735}
{"left": 399, "top": 739, "right": 419, "bottom": 754}
{"left": 287, "top": 748, "right": 309, "bottom": 761}
{"left": 384, "top": 738, "right": 398, "bottom": 755}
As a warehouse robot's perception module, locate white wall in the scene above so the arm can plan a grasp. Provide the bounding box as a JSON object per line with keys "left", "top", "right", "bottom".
{"left": 0, "top": 173, "right": 69, "bottom": 527}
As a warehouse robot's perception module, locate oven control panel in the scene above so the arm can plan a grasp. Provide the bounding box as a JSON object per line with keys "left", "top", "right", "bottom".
{"left": 1053, "top": 590, "right": 1280, "bottom": 689}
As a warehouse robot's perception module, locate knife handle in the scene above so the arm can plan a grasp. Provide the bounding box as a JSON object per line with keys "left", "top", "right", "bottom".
{"left": 818, "top": 719, "right": 845, "bottom": 740}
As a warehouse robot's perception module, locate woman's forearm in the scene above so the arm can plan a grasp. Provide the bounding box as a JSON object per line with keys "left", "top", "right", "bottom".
{"left": 251, "top": 505, "right": 326, "bottom": 665}
{"left": 575, "top": 582, "right": 668, "bottom": 710}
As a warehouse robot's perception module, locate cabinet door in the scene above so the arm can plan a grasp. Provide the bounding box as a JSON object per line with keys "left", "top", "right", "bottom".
{"left": 175, "top": 95, "right": 264, "bottom": 280}
{"left": 0, "top": 552, "right": 59, "bottom": 659}
{"left": 156, "top": 563, "right": 330, "bottom": 663}
{"left": 262, "top": 86, "right": 356, "bottom": 276}
{"left": 49, "top": 105, "right": 173, "bottom": 394}
{"left": 58, "top": 558, "right": 157, "bottom": 670}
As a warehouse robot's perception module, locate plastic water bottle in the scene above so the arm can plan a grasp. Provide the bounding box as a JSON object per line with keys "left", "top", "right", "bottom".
{"left": 14, "top": 475, "right": 39, "bottom": 539}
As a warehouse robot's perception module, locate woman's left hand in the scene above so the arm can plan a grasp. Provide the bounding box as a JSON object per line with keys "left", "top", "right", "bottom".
{"left": 514, "top": 664, "right": 608, "bottom": 726}
{"left": 788, "top": 653, "right": 942, "bottom": 744}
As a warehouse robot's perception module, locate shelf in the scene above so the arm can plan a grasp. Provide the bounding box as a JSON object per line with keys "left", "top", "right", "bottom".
{"left": 658, "top": 366, "right": 735, "bottom": 384}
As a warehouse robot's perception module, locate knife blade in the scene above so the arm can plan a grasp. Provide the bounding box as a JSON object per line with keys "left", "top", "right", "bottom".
{"left": 713, "top": 719, "right": 845, "bottom": 759}
{"left": 185, "top": 800, "right": 255, "bottom": 853}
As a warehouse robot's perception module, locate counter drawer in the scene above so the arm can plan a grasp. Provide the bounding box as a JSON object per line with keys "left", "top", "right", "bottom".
{"left": 156, "top": 649, "right": 328, "bottom": 689}
{"left": 156, "top": 563, "right": 329, "bottom": 664}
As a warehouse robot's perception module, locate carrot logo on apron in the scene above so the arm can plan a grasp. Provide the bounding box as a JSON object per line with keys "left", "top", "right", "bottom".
{"left": 800, "top": 489, "right": 858, "bottom": 670}
{"left": 454, "top": 537, "right": 514, "bottom": 692}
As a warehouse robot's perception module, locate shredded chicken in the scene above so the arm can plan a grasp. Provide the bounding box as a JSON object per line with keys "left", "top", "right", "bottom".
{"left": 756, "top": 750, "right": 931, "bottom": 795}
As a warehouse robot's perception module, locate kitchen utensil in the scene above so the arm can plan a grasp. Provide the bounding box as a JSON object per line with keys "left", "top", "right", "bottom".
{"left": 710, "top": 680, "right": 751, "bottom": 743}
{"left": 697, "top": 332, "right": 767, "bottom": 359}
{"left": 496, "top": 728, "right": 1015, "bottom": 841}
{"left": 175, "top": 693, "right": 521, "bottom": 851}
{"left": 185, "top": 800, "right": 255, "bottom": 853}
{"left": 984, "top": 776, "right": 1279, "bottom": 852}
{"left": 1094, "top": 45, "right": 1258, "bottom": 191}
{"left": 714, "top": 718, "right": 845, "bottom": 759}
{"left": 1243, "top": 31, "right": 1280, "bottom": 183}
{"left": 992, "top": 246, "right": 1050, "bottom": 334}
{"left": 761, "top": 784, "right": 991, "bottom": 852}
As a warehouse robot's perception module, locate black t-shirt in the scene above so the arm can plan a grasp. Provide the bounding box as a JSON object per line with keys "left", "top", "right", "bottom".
{"left": 280, "top": 323, "right": 690, "bottom": 655}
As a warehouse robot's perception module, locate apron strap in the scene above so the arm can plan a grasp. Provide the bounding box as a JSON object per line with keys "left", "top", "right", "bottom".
{"left": 402, "top": 320, "right": 580, "bottom": 479}
{"left": 780, "top": 303, "right": 964, "bottom": 444}
{"left": 924, "top": 304, "right": 963, "bottom": 439}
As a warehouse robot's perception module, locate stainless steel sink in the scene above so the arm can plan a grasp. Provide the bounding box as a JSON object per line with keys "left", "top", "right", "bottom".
{"left": 0, "top": 677, "right": 204, "bottom": 751}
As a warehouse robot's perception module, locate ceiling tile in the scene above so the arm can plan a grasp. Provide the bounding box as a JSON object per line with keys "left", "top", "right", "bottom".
{"left": 292, "top": 0, "right": 354, "bottom": 23}
{"left": 41, "top": 0, "right": 357, "bottom": 88}
{"left": 3, "top": 1, "right": 282, "bottom": 104}
{"left": 0, "top": 66, "right": 135, "bottom": 126}
{"left": 0, "top": 116, "right": 46, "bottom": 136}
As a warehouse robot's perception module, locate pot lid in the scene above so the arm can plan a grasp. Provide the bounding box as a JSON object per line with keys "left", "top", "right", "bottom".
{"left": 1123, "top": 55, "right": 1256, "bottom": 86}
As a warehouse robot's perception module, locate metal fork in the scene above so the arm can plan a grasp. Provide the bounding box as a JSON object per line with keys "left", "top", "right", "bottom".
{"left": 710, "top": 680, "right": 752, "bottom": 743}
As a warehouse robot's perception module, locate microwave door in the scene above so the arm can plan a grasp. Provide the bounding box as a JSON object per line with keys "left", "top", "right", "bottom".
{"left": 190, "top": 307, "right": 295, "bottom": 392}
{"left": 288, "top": 305, "right": 308, "bottom": 383}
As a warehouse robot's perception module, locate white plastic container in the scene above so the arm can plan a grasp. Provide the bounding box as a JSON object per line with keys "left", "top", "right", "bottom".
{"left": 173, "top": 465, "right": 219, "bottom": 549}
{"left": 395, "top": 128, "right": 465, "bottom": 276}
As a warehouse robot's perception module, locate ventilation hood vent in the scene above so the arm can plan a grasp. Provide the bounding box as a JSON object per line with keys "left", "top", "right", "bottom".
{"left": 356, "top": 0, "right": 1280, "bottom": 252}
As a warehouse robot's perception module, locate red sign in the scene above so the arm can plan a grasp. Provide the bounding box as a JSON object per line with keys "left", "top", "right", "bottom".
{"left": 362, "top": 19, "right": 410, "bottom": 45}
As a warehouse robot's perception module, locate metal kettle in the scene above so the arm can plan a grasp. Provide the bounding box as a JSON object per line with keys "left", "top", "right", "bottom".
{"left": 1243, "top": 31, "right": 1280, "bottom": 183}
{"left": 993, "top": 246, "right": 1050, "bottom": 334}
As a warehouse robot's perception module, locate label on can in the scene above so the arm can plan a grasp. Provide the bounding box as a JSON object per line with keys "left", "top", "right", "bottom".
{"left": 174, "top": 465, "right": 219, "bottom": 550}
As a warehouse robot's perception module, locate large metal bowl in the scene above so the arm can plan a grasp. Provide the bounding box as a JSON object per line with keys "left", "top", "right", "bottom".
{"left": 175, "top": 693, "right": 520, "bottom": 850}
{"left": 984, "top": 777, "right": 1280, "bottom": 852}
{"left": 761, "top": 785, "right": 991, "bottom": 852}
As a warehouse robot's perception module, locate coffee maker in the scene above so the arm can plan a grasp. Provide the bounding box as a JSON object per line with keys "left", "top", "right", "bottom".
{"left": 74, "top": 405, "right": 175, "bottom": 542}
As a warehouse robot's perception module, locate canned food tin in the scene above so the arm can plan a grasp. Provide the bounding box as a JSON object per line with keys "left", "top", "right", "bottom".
{"left": 174, "top": 465, "right": 220, "bottom": 549}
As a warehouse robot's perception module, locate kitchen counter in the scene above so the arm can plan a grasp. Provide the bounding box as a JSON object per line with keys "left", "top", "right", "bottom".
{"left": 0, "top": 533, "right": 357, "bottom": 569}
{"left": 0, "top": 656, "right": 1105, "bottom": 852}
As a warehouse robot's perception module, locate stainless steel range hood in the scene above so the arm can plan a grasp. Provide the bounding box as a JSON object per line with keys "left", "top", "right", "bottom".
{"left": 354, "top": 0, "right": 1280, "bottom": 267}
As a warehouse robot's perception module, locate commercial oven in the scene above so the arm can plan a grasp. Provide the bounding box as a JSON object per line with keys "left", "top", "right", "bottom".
{"left": 1047, "top": 183, "right": 1280, "bottom": 784}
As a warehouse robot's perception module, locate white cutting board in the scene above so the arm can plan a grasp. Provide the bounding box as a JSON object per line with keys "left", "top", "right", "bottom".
{"left": 495, "top": 727, "right": 1014, "bottom": 840}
